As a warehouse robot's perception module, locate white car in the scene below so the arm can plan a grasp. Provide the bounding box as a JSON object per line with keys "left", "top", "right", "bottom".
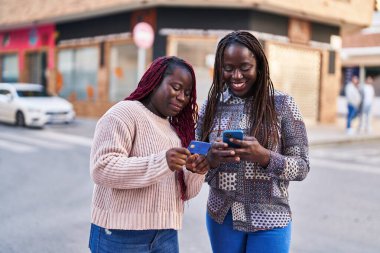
{"left": 0, "top": 83, "right": 75, "bottom": 127}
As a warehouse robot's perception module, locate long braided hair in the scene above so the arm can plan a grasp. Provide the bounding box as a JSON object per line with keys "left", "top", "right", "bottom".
{"left": 126, "top": 56, "right": 198, "bottom": 147}
{"left": 201, "top": 31, "right": 279, "bottom": 148}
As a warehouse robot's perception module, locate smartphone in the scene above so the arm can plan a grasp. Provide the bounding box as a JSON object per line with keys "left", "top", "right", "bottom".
{"left": 222, "top": 130, "right": 244, "bottom": 148}
{"left": 187, "top": 141, "right": 211, "bottom": 156}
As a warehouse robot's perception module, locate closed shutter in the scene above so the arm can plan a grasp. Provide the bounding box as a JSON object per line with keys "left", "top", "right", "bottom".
{"left": 267, "top": 42, "right": 321, "bottom": 123}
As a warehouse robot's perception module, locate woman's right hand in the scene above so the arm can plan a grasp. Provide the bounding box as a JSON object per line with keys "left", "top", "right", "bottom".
{"left": 166, "top": 147, "right": 191, "bottom": 172}
{"left": 186, "top": 154, "right": 209, "bottom": 174}
{"left": 207, "top": 137, "right": 240, "bottom": 168}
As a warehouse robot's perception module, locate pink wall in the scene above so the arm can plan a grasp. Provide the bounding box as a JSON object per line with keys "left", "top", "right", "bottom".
{"left": 0, "top": 24, "right": 56, "bottom": 70}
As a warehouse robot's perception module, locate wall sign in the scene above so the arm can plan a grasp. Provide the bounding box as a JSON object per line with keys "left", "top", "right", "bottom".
{"left": 29, "top": 27, "right": 38, "bottom": 46}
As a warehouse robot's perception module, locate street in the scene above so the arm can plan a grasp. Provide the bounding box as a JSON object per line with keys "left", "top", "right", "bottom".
{"left": 0, "top": 119, "right": 379, "bottom": 253}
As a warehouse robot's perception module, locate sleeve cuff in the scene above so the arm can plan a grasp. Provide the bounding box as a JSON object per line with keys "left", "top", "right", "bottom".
{"left": 184, "top": 169, "right": 206, "bottom": 200}
{"left": 265, "top": 150, "right": 285, "bottom": 175}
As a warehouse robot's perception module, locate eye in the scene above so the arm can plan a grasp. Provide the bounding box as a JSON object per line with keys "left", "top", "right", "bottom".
{"left": 185, "top": 90, "right": 192, "bottom": 97}
{"left": 171, "top": 84, "right": 180, "bottom": 91}
{"left": 223, "top": 65, "right": 233, "bottom": 72}
{"left": 240, "top": 64, "right": 253, "bottom": 71}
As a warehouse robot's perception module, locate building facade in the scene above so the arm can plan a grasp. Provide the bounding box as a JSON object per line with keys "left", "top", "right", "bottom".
{"left": 0, "top": 25, "right": 56, "bottom": 89}
{"left": 341, "top": 12, "right": 380, "bottom": 94}
{"left": 0, "top": 0, "right": 375, "bottom": 122}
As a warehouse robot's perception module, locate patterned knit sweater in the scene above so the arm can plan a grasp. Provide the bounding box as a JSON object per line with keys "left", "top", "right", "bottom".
{"left": 90, "top": 100, "right": 205, "bottom": 230}
{"left": 197, "top": 89, "right": 310, "bottom": 232}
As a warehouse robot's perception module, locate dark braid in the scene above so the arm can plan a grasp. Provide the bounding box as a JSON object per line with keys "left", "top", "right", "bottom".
{"left": 201, "top": 31, "right": 279, "bottom": 148}
{"left": 126, "top": 56, "right": 198, "bottom": 147}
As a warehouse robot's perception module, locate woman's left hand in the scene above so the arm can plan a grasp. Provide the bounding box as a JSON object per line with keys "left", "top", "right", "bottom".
{"left": 185, "top": 154, "right": 209, "bottom": 175}
{"left": 229, "top": 136, "right": 271, "bottom": 167}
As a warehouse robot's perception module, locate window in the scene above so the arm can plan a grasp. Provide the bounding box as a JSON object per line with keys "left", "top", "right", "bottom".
{"left": 167, "top": 36, "right": 218, "bottom": 104}
{"left": 1, "top": 54, "right": 19, "bottom": 82}
{"left": 109, "top": 42, "right": 140, "bottom": 101}
{"left": 58, "top": 47, "right": 98, "bottom": 101}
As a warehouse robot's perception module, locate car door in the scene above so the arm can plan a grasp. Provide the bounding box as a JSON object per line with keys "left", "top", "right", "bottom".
{"left": 0, "top": 88, "right": 15, "bottom": 123}
{"left": 0, "top": 90, "right": 6, "bottom": 121}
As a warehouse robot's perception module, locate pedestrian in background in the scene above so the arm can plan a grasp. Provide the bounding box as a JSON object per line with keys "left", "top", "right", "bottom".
{"left": 88, "top": 56, "right": 207, "bottom": 253}
{"left": 345, "top": 75, "right": 362, "bottom": 135}
{"left": 359, "top": 75, "right": 376, "bottom": 133}
{"left": 195, "top": 31, "right": 310, "bottom": 253}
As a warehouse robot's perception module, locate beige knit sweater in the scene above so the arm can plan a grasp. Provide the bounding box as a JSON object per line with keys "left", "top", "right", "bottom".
{"left": 90, "top": 100, "right": 205, "bottom": 230}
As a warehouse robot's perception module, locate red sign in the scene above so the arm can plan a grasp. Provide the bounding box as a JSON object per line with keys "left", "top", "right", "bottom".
{"left": 133, "top": 22, "right": 154, "bottom": 49}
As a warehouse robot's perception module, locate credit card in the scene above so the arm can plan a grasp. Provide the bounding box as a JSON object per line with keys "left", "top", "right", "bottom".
{"left": 187, "top": 141, "right": 211, "bottom": 156}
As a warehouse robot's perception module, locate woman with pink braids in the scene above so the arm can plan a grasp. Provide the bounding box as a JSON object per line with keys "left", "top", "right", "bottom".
{"left": 88, "top": 56, "right": 207, "bottom": 253}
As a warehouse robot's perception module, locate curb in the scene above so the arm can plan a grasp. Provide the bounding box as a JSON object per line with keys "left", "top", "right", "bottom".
{"left": 309, "top": 135, "right": 380, "bottom": 147}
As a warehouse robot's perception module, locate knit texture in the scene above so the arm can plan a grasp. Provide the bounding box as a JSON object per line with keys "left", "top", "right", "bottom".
{"left": 90, "top": 100, "right": 204, "bottom": 230}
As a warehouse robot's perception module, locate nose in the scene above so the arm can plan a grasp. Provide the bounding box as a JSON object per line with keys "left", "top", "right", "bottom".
{"left": 232, "top": 69, "right": 243, "bottom": 79}
{"left": 176, "top": 90, "right": 185, "bottom": 102}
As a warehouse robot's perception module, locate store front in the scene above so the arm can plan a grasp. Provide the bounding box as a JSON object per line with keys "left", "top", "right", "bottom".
{"left": 0, "top": 25, "right": 55, "bottom": 90}
{"left": 55, "top": 35, "right": 152, "bottom": 116}
{"left": 162, "top": 30, "right": 325, "bottom": 123}
{"left": 52, "top": 6, "right": 340, "bottom": 121}
{"left": 55, "top": 11, "right": 153, "bottom": 116}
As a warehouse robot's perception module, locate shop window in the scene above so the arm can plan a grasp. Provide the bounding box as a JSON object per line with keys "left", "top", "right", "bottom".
{"left": 58, "top": 47, "right": 98, "bottom": 101}
{"left": 167, "top": 36, "right": 218, "bottom": 104}
{"left": 109, "top": 43, "right": 138, "bottom": 101}
{"left": 1, "top": 54, "right": 19, "bottom": 82}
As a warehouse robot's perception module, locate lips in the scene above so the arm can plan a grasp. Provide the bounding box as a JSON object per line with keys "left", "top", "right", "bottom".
{"left": 169, "top": 103, "right": 183, "bottom": 112}
{"left": 230, "top": 81, "right": 247, "bottom": 92}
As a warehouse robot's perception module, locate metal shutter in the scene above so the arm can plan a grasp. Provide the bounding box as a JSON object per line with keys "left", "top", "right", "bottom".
{"left": 267, "top": 42, "right": 321, "bottom": 123}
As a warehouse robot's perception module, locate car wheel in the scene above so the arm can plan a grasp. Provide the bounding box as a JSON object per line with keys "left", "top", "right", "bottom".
{"left": 15, "top": 111, "right": 25, "bottom": 127}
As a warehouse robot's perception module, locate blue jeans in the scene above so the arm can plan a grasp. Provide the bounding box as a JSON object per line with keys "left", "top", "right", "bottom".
{"left": 206, "top": 211, "right": 291, "bottom": 253}
{"left": 89, "top": 224, "right": 179, "bottom": 253}
{"left": 346, "top": 103, "right": 358, "bottom": 129}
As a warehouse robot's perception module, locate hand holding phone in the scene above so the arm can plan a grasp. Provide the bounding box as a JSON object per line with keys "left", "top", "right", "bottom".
{"left": 222, "top": 130, "right": 243, "bottom": 148}
{"left": 187, "top": 141, "right": 211, "bottom": 156}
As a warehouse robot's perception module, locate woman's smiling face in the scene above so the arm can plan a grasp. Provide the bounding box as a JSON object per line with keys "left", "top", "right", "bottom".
{"left": 222, "top": 43, "right": 258, "bottom": 98}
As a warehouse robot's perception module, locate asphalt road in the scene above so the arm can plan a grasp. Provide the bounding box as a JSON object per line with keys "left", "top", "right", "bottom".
{"left": 0, "top": 119, "right": 379, "bottom": 253}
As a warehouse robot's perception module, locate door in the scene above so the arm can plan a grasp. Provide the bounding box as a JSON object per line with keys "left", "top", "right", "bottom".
{"left": 0, "top": 88, "right": 15, "bottom": 123}
{"left": 25, "top": 51, "right": 47, "bottom": 88}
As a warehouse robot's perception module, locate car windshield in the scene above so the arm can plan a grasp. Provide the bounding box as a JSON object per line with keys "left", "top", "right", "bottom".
{"left": 17, "top": 90, "right": 51, "bottom": 97}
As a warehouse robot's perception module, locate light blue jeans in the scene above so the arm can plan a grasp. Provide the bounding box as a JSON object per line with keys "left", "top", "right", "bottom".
{"left": 89, "top": 223, "right": 179, "bottom": 253}
{"left": 206, "top": 211, "right": 292, "bottom": 253}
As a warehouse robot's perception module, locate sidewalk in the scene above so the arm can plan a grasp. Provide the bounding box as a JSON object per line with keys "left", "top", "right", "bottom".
{"left": 69, "top": 116, "right": 380, "bottom": 147}
{"left": 307, "top": 116, "right": 380, "bottom": 146}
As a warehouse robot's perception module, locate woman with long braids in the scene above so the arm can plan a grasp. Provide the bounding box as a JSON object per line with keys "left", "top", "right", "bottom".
{"left": 88, "top": 56, "right": 207, "bottom": 253}
{"left": 196, "top": 31, "right": 310, "bottom": 253}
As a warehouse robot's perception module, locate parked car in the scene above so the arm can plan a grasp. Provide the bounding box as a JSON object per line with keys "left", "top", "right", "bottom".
{"left": 0, "top": 83, "right": 75, "bottom": 127}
